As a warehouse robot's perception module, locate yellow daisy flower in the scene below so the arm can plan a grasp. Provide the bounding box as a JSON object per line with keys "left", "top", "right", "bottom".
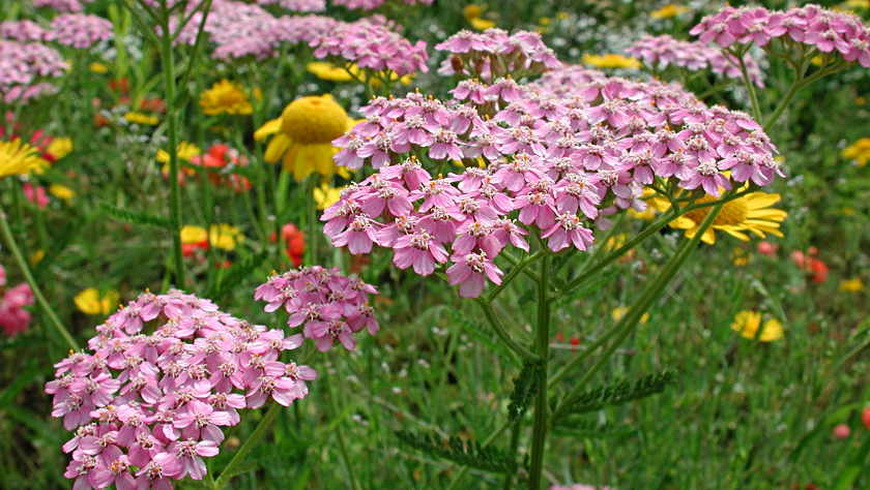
{"left": 46, "top": 137, "right": 73, "bottom": 160}
{"left": 650, "top": 4, "right": 690, "bottom": 19}
{"left": 841, "top": 137, "right": 870, "bottom": 167}
{"left": 181, "top": 225, "right": 209, "bottom": 244}
{"left": 255, "top": 95, "right": 354, "bottom": 182}
{"left": 669, "top": 192, "right": 788, "bottom": 245}
{"left": 839, "top": 278, "right": 865, "bottom": 293}
{"left": 582, "top": 54, "right": 641, "bottom": 69}
{"left": 0, "top": 139, "right": 46, "bottom": 180}
{"left": 89, "top": 62, "right": 109, "bottom": 74}
{"left": 199, "top": 79, "right": 253, "bottom": 116}
{"left": 49, "top": 184, "right": 76, "bottom": 202}
{"left": 314, "top": 183, "right": 345, "bottom": 210}
{"left": 74, "top": 288, "right": 120, "bottom": 316}
{"left": 156, "top": 141, "right": 201, "bottom": 164}
{"left": 307, "top": 62, "right": 356, "bottom": 82}
{"left": 731, "top": 310, "right": 783, "bottom": 342}
{"left": 208, "top": 224, "right": 244, "bottom": 251}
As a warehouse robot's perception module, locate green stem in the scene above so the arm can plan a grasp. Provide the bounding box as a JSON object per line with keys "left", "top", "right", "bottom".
{"left": 551, "top": 198, "right": 729, "bottom": 421}
{"left": 475, "top": 298, "right": 540, "bottom": 362}
{"left": 763, "top": 62, "right": 846, "bottom": 132}
{"left": 305, "top": 177, "right": 319, "bottom": 264}
{"left": 502, "top": 420, "right": 523, "bottom": 490}
{"left": 325, "top": 372, "right": 361, "bottom": 490}
{"left": 213, "top": 403, "right": 280, "bottom": 489}
{"left": 736, "top": 52, "right": 763, "bottom": 122}
{"left": 157, "top": 9, "right": 186, "bottom": 288}
{"left": 527, "top": 252, "right": 552, "bottom": 490}
{"left": 0, "top": 208, "right": 78, "bottom": 350}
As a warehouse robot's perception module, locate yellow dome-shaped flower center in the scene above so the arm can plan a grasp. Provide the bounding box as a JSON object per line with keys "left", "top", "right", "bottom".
{"left": 684, "top": 196, "right": 748, "bottom": 226}
{"left": 280, "top": 95, "right": 349, "bottom": 145}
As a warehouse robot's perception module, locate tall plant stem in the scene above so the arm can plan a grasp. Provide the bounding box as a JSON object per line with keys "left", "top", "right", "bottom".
{"left": 213, "top": 403, "right": 280, "bottom": 489}
{"left": 527, "top": 252, "right": 552, "bottom": 490}
{"left": 552, "top": 198, "right": 728, "bottom": 421}
{"left": 0, "top": 208, "right": 78, "bottom": 350}
{"left": 157, "top": 12, "right": 185, "bottom": 288}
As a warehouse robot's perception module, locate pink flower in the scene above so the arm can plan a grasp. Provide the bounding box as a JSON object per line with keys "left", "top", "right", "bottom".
{"left": 447, "top": 251, "right": 503, "bottom": 298}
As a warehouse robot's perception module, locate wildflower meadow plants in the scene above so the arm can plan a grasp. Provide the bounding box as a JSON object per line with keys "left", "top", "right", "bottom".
{"left": 1, "top": 1, "right": 868, "bottom": 489}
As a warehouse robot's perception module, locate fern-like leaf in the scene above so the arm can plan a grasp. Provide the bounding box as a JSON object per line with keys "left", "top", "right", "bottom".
{"left": 559, "top": 369, "right": 677, "bottom": 416}
{"left": 395, "top": 430, "right": 516, "bottom": 474}
{"left": 507, "top": 361, "right": 541, "bottom": 421}
{"left": 99, "top": 202, "right": 171, "bottom": 229}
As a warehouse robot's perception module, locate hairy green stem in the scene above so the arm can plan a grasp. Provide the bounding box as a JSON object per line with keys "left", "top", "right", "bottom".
{"left": 0, "top": 208, "right": 78, "bottom": 350}
{"left": 551, "top": 198, "right": 729, "bottom": 421}
{"left": 213, "top": 403, "right": 280, "bottom": 489}
{"left": 157, "top": 10, "right": 186, "bottom": 287}
{"left": 527, "top": 252, "right": 552, "bottom": 489}
{"left": 475, "top": 299, "right": 539, "bottom": 361}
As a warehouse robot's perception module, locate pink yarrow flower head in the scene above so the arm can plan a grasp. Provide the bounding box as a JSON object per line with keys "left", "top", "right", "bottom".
{"left": 0, "top": 39, "right": 67, "bottom": 104}
{"left": 436, "top": 28, "right": 562, "bottom": 81}
{"left": 255, "top": 266, "right": 379, "bottom": 352}
{"left": 690, "top": 4, "right": 870, "bottom": 68}
{"left": 47, "top": 290, "right": 314, "bottom": 488}
{"left": 32, "top": 0, "right": 93, "bottom": 12}
{"left": 324, "top": 62, "right": 779, "bottom": 299}
{"left": 333, "top": 0, "right": 433, "bottom": 10}
{"left": 47, "top": 14, "right": 113, "bottom": 49}
{"left": 0, "top": 281, "right": 35, "bottom": 336}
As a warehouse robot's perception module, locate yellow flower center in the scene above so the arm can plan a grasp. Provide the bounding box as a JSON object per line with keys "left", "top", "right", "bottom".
{"left": 684, "top": 196, "right": 747, "bottom": 226}
{"left": 280, "top": 95, "right": 349, "bottom": 145}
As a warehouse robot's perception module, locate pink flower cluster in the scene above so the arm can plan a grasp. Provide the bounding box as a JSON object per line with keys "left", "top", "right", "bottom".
{"left": 0, "top": 39, "right": 67, "bottom": 104}
{"left": 46, "top": 290, "right": 315, "bottom": 489}
{"left": 0, "top": 265, "right": 34, "bottom": 336}
{"left": 626, "top": 35, "right": 764, "bottom": 87}
{"left": 690, "top": 4, "right": 870, "bottom": 67}
{"left": 32, "top": 0, "right": 94, "bottom": 13}
{"left": 310, "top": 19, "right": 429, "bottom": 77}
{"left": 0, "top": 20, "right": 49, "bottom": 42}
{"left": 332, "top": 0, "right": 433, "bottom": 10}
{"left": 326, "top": 66, "right": 780, "bottom": 297}
{"left": 254, "top": 267, "right": 379, "bottom": 352}
{"left": 255, "top": 0, "right": 326, "bottom": 11}
{"left": 47, "top": 14, "right": 113, "bottom": 49}
{"left": 436, "top": 28, "right": 562, "bottom": 81}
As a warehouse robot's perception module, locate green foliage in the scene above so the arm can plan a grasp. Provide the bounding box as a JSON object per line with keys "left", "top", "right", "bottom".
{"left": 507, "top": 360, "right": 541, "bottom": 421}
{"left": 395, "top": 430, "right": 517, "bottom": 474}
{"left": 558, "top": 369, "right": 678, "bottom": 416}
{"left": 98, "top": 201, "right": 172, "bottom": 229}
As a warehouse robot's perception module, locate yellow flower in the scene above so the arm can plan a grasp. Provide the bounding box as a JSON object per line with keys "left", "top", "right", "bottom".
{"left": 731, "top": 311, "right": 783, "bottom": 342}
{"left": 208, "top": 224, "right": 244, "bottom": 251}
{"left": 650, "top": 4, "right": 690, "bottom": 19}
{"left": 582, "top": 54, "right": 641, "bottom": 69}
{"left": 30, "top": 249, "right": 45, "bottom": 265}
{"left": 669, "top": 192, "right": 788, "bottom": 245}
{"left": 74, "top": 288, "right": 120, "bottom": 316}
{"left": 89, "top": 62, "right": 109, "bottom": 74}
{"left": 124, "top": 112, "right": 160, "bottom": 126}
{"left": 604, "top": 233, "right": 628, "bottom": 251}
{"left": 181, "top": 225, "right": 208, "bottom": 244}
{"left": 556, "top": 11, "right": 570, "bottom": 20}
{"left": 255, "top": 95, "right": 354, "bottom": 181}
{"left": 463, "top": 5, "right": 484, "bottom": 19}
{"left": 199, "top": 79, "right": 253, "bottom": 116}
{"left": 839, "top": 278, "right": 865, "bottom": 293}
{"left": 612, "top": 306, "right": 650, "bottom": 324}
{"left": 0, "top": 139, "right": 45, "bottom": 180}
{"left": 842, "top": 0, "right": 869, "bottom": 11}
{"left": 307, "top": 62, "right": 356, "bottom": 82}
{"left": 46, "top": 137, "right": 73, "bottom": 160}
{"left": 156, "top": 141, "right": 201, "bottom": 164}
{"left": 470, "top": 17, "right": 496, "bottom": 30}
{"left": 731, "top": 247, "right": 749, "bottom": 267}
{"left": 314, "top": 183, "right": 344, "bottom": 210}
{"left": 49, "top": 184, "right": 76, "bottom": 202}
{"left": 841, "top": 138, "right": 870, "bottom": 167}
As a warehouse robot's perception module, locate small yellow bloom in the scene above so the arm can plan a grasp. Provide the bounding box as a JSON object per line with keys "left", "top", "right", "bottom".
{"left": 582, "top": 53, "right": 641, "bottom": 69}
{"left": 156, "top": 141, "right": 201, "bottom": 164}
{"left": 539, "top": 17, "right": 552, "bottom": 26}
{"left": 307, "top": 62, "right": 356, "bottom": 82}
{"left": 0, "top": 139, "right": 45, "bottom": 180}
{"left": 30, "top": 249, "right": 45, "bottom": 265}
{"left": 650, "top": 4, "right": 690, "bottom": 19}
{"left": 841, "top": 138, "right": 870, "bottom": 167}
{"left": 839, "top": 278, "right": 865, "bottom": 293}
{"left": 731, "top": 247, "right": 749, "bottom": 267}
{"left": 612, "top": 306, "right": 650, "bottom": 324}
{"left": 89, "top": 62, "right": 109, "bottom": 74}
{"left": 199, "top": 79, "right": 253, "bottom": 116}
{"left": 313, "top": 183, "right": 345, "bottom": 210}
{"left": 46, "top": 137, "right": 73, "bottom": 160}
{"left": 208, "top": 224, "right": 244, "bottom": 251}
{"left": 731, "top": 310, "right": 783, "bottom": 342}
{"left": 74, "top": 288, "right": 120, "bottom": 316}
{"left": 470, "top": 17, "right": 496, "bottom": 30}
{"left": 49, "top": 184, "right": 76, "bottom": 202}
{"left": 604, "top": 233, "right": 628, "bottom": 251}
{"left": 463, "top": 5, "right": 484, "bottom": 19}
{"left": 181, "top": 225, "right": 208, "bottom": 244}
{"left": 556, "top": 11, "right": 570, "bottom": 20}
{"left": 124, "top": 112, "right": 160, "bottom": 126}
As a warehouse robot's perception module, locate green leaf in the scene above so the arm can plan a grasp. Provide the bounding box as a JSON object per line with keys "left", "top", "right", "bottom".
{"left": 507, "top": 360, "right": 541, "bottom": 421}
{"left": 558, "top": 369, "right": 677, "bottom": 416}
{"left": 98, "top": 202, "right": 172, "bottom": 229}
{"left": 395, "top": 430, "right": 516, "bottom": 474}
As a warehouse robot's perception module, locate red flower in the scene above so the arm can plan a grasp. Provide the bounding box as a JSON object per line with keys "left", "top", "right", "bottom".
{"left": 790, "top": 250, "right": 829, "bottom": 284}
{"left": 281, "top": 223, "right": 305, "bottom": 267}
